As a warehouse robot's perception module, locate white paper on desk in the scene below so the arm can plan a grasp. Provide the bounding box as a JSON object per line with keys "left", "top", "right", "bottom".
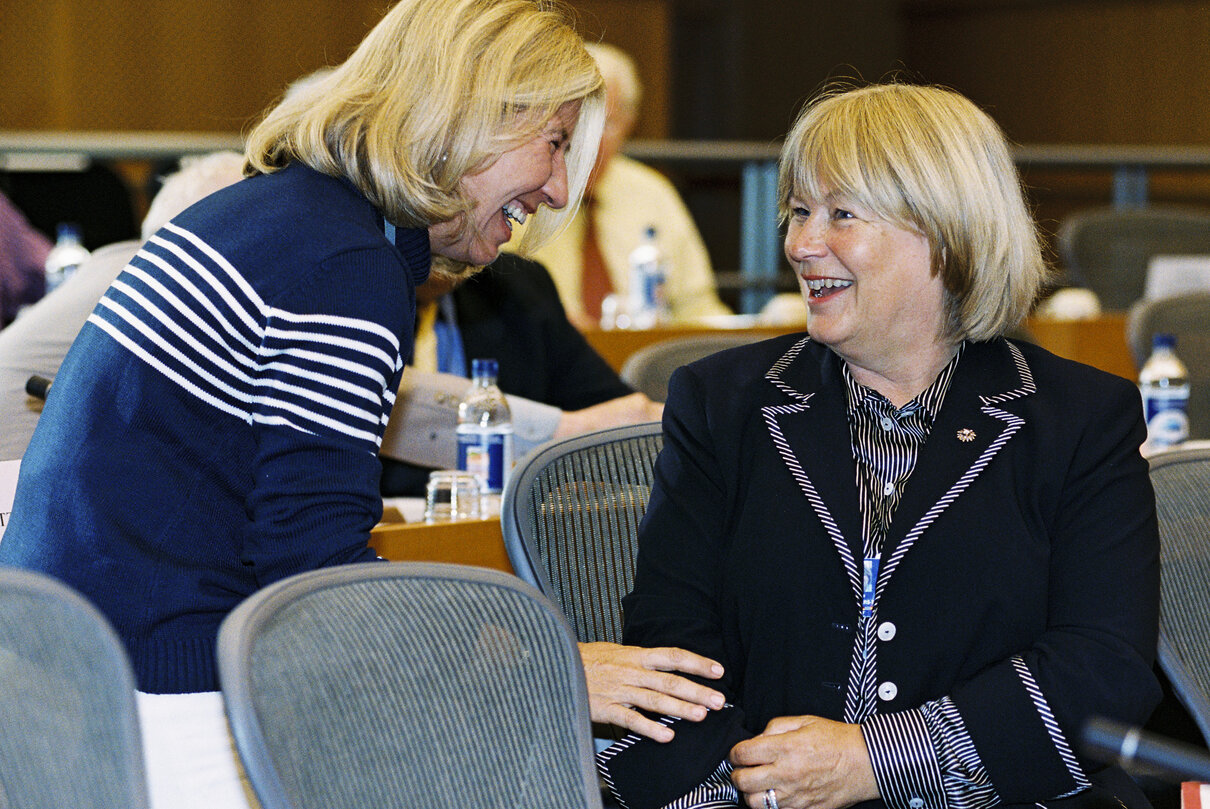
{"left": 0, "top": 459, "right": 20, "bottom": 544}
{"left": 1146, "top": 255, "right": 1210, "bottom": 299}
{"left": 382, "top": 496, "right": 427, "bottom": 523}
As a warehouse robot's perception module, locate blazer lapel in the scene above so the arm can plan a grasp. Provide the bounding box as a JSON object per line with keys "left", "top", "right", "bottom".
{"left": 761, "top": 339, "right": 866, "bottom": 603}
{"left": 879, "top": 339, "right": 1036, "bottom": 590}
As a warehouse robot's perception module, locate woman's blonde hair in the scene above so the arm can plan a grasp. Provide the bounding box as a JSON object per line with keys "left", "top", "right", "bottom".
{"left": 245, "top": 0, "right": 604, "bottom": 254}
{"left": 778, "top": 82, "right": 1050, "bottom": 342}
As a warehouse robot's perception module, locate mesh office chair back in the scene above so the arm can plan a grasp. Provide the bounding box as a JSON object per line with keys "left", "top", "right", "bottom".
{"left": 217, "top": 562, "right": 602, "bottom": 809}
{"left": 0, "top": 567, "right": 149, "bottom": 809}
{"left": 1149, "top": 446, "right": 1210, "bottom": 746}
{"left": 1058, "top": 205, "right": 1210, "bottom": 311}
{"left": 620, "top": 334, "right": 766, "bottom": 402}
{"left": 501, "top": 423, "right": 664, "bottom": 646}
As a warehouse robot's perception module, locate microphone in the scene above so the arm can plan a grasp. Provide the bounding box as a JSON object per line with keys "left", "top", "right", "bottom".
{"left": 25, "top": 375, "right": 52, "bottom": 401}
{"left": 1082, "top": 716, "right": 1210, "bottom": 783}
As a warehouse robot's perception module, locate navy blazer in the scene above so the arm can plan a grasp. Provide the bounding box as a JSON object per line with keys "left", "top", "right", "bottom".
{"left": 616, "top": 335, "right": 1161, "bottom": 807}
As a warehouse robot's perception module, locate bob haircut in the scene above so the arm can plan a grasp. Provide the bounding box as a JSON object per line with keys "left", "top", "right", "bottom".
{"left": 778, "top": 82, "right": 1050, "bottom": 342}
{"left": 245, "top": 0, "right": 605, "bottom": 254}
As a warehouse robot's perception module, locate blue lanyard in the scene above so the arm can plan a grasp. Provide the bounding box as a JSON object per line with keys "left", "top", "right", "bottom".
{"left": 862, "top": 556, "right": 880, "bottom": 619}
{"left": 434, "top": 295, "right": 467, "bottom": 378}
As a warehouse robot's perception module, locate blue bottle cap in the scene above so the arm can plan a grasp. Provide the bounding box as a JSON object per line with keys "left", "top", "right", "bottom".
{"left": 471, "top": 358, "right": 498, "bottom": 378}
{"left": 56, "top": 222, "right": 82, "bottom": 241}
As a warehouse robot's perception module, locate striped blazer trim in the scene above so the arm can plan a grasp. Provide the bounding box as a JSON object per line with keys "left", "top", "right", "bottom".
{"left": 761, "top": 339, "right": 1037, "bottom": 726}
{"left": 596, "top": 714, "right": 679, "bottom": 809}
{"left": 761, "top": 401, "right": 861, "bottom": 606}
{"left": 1011, "top": 655, "right": 1090, "bottom": 794}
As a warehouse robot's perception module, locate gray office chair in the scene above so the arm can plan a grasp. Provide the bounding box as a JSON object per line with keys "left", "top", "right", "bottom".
{"left": 1057, "top": 205, "right": 1210, "bottom": 311}
{"left": 1148, "top": 446, "right": 1210, "bottom": 746}
{"left": 1126, "top": 292, "right": 1210, "bottom": 439}
{"left": 0, "top": 567, "right": 149, "bottom": 809}
{"left": 620, "top": 333, "right": 766, "bottom": 402}
{"left": 501, "top": 423, "right": 663, "bottom": 647}
{"left": 217, "top": 562, "right": 602, "bottom": 809}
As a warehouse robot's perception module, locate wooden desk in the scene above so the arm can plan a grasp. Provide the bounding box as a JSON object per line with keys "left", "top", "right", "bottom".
{"left": 369, "top": 518, "right": 514, "bottom": 574}
{"left": 583, "top": 324, "right": 803, "bottom": 372}
{"left": 583, "top": 317, "right": 1136, "bottom": 381}
{"left": 1026, "top": 313, "right": 1134, "bottom": 380}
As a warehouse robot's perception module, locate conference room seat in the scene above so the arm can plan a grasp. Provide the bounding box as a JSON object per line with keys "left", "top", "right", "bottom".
{"left": 1058, "top": 205, "right": 1210, "bottom": 312}
{"left": 0, "top": 566, "right": 150, "bottom": 809}
{"left": 217, "top": 561, "right": 602, "bottom": 809}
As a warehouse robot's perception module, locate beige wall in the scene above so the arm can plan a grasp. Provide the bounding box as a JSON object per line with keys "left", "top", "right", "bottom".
{"left": 1, "top": 0, "right": 384, "bottom": 131}
{"left": 7, "top": 0, "right": 1210, "bottom": 146}
{"left": 569, "top": 0, "right": 671, "bottom": 138}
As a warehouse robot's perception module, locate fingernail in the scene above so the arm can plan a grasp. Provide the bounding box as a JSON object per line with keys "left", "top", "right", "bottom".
{"left": 710, "top": 694, "right": 725, "bottom": 709}
{"left": 711, "top": 664, "right": 724, "bottom": 675}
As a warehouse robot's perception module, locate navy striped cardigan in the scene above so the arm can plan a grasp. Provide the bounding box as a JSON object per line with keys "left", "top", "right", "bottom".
{"left": 0, "top": 163, "right": 430, "bottom": 694}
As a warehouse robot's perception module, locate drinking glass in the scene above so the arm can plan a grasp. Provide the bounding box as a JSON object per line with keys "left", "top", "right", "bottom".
{"left": 423, "top": 470, "right": 483, "bottom": 522}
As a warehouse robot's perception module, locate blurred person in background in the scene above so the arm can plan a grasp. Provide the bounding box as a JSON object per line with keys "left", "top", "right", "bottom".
{"left": 0, "top": 188, "right": 49, "bottom": 327}
{"left": 0, "top": 151, "right": 247, "bottom": 462}
{"left": 523, "top": 42, "right": 731, "bottom": 329}
{"left": 380, "top": 251, "right": 663, "bottom": 496}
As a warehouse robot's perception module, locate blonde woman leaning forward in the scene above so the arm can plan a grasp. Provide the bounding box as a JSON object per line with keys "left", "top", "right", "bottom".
{"left": 1, "top": 2, "right": 615, "bottom": 807}
{"left": 601, "top": 83, "right": 1160, "bottom": 809}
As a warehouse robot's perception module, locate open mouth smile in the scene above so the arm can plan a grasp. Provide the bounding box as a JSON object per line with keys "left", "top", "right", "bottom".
{"left": 804, "top": 277, "right": 853, "bottom": 299}
{"left": 503, "top": 201, "right": 527, "bottom": 232}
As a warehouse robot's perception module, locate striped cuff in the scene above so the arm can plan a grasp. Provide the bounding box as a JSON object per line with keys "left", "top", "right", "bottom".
{"left": 862, "top": 709, "right": 947, "bottom": 809}
{"left": 661, "top": 759, "right": 739, "bottom": 809}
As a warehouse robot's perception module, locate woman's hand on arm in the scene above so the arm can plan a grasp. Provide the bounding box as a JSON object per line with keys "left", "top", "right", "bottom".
{"left": 730, "top": 716, "right": 879, "bottom": 809}
{"left": 579, "top": 641, "right": 726, "bottom": 742}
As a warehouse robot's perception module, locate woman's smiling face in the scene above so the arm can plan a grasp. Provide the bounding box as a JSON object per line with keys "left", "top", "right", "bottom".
{"left": 784, "top": 188, "right": 947, "bottom": 369}
{"left": 428, "top": 101, "right": 581, "bottom": 267}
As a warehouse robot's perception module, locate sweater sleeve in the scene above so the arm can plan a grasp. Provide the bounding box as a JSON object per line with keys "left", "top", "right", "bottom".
{"left": 241, "top": 246, "right": 411, "bottom": 585}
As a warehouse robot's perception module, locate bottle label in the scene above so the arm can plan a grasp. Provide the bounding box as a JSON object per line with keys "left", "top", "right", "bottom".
{"left": 639, "top": 267, "right": 666, "bottom": 310}
{"left": 628, "top": 265, "right": 666, "bottom": 329}
{"left": 1143, "top": 388, "right": 1190, "bottom": 448}
{"left": 456, "top": 429, "right": 513, "bottom": 493}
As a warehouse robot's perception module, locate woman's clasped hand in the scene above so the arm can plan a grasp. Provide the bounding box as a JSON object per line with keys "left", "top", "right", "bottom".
{"left": 730, "top": 716, "right": 878, "bottom": 809}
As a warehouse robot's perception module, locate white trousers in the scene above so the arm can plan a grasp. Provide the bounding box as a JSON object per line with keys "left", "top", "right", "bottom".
{"left": 136, "top": 691, "right": 260, "bottom": 809}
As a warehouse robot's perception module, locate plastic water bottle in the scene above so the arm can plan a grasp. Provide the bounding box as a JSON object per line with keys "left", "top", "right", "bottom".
{"left": 1139, "top": 333, "right": 1190, "bottom": 450}
{"left": 44, "top": 223, "right": 90, "bottom": 295}
{"left": 456, "top": 358, "right": 514, "bottom": 501}
{"left": 627, "top": 226, "right": 668, "bottom": 329}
